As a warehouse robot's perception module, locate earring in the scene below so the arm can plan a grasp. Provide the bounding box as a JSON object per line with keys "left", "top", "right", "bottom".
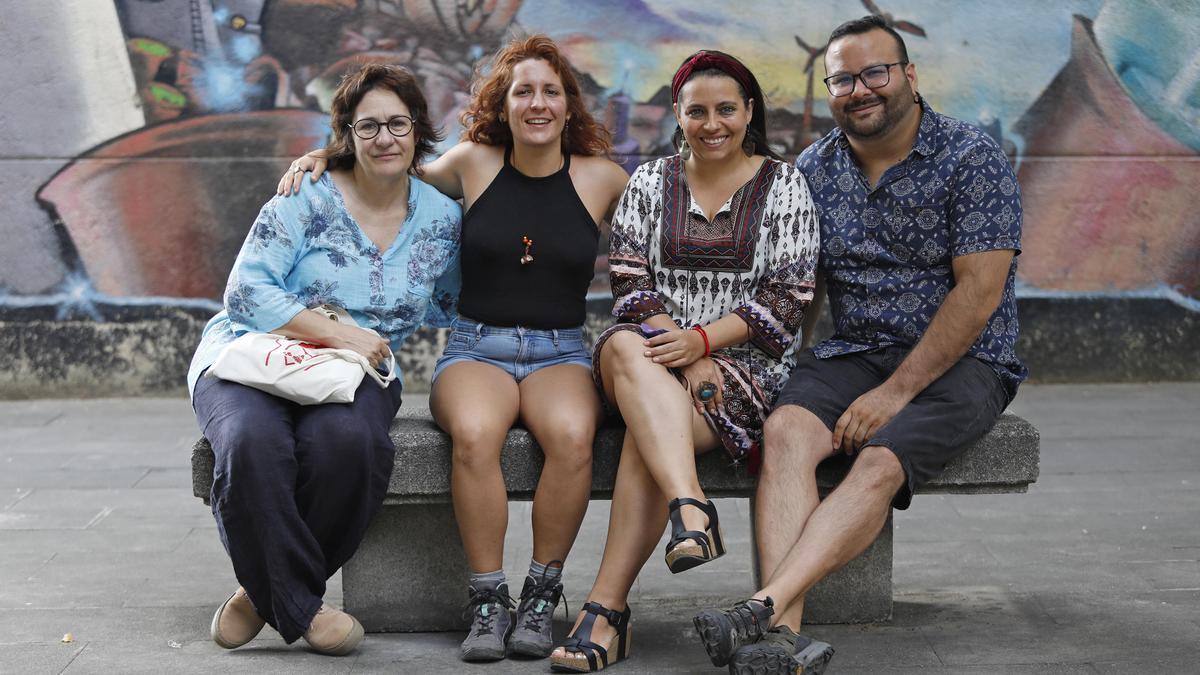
{"left": 913, "top": 92, "right": 921, "bottom": 104}
{"left": 679, "top": 139, "right": 692, "bottom": 160}
{"left": 742, "top": 136, "right": 755, "bottom": 156}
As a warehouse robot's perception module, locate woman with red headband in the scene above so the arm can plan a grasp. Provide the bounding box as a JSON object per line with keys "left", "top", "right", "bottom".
{"left": 548, "top": 51, "right": 819, "bottom": 672}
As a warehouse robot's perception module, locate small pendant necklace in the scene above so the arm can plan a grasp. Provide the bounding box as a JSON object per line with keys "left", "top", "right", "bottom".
{"left": 515, "top": 152, "right": 563, "bottom": 266}
{"left": 520, "top": 236, "right": 534, "bottom": 265}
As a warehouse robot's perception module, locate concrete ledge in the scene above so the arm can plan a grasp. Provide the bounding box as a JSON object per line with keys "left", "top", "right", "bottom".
{"left": 190, "top": 410, "right": 1039, "bottom": 629}
{"left": 191, "top": 411, "right": 1039, "bottom": 503}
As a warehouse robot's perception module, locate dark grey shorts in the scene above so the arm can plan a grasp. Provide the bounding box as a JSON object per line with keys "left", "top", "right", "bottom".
{"left": 773, "top": 346, "right": 1012, "bottom": 509}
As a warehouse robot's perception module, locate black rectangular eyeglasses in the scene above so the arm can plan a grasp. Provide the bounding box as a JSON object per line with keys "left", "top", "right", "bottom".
{"left": 823, "top": 61, "right": 907, "bottom": 97}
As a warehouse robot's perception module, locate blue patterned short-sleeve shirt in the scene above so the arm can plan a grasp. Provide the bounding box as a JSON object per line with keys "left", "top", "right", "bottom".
{"left": 187, "top": 172, "right": 462, "bottom": 396}
{"left": 796, "top": 101, "right": 1026, "bottom": 395}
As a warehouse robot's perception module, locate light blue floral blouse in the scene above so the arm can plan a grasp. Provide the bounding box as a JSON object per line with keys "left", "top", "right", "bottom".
{"left": 187, "top": 172, "right": 462, "bottom": 397}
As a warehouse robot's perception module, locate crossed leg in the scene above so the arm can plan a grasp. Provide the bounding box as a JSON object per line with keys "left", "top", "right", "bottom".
{"left": 754, "top": 404, "right": 905, "bottom": 630}
{"left": 552, "top": 330, "right": 721, "bottom": 656}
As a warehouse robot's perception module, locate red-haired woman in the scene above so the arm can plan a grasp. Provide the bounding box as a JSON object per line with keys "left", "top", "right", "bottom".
{"left": 279, "top": 35, "right": 628, "bottom": 662}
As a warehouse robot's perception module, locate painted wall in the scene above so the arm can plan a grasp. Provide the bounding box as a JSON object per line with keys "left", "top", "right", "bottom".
{"left": 1, "top": 0, "right": 1197, "bottom": 393}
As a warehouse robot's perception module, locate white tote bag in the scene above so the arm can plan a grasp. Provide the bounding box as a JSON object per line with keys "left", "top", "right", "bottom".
{"left": 208, "top": 306, "right": 396, "bottom": 405}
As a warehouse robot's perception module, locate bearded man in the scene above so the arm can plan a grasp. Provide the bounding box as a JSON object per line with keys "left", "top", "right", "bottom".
{"left": 691, "top": 14, "right": 1025, "bottom": 675}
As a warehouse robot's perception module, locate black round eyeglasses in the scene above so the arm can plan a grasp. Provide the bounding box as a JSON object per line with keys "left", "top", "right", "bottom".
{"left": 349, "top": 115, "right": 414, "bottom": 140}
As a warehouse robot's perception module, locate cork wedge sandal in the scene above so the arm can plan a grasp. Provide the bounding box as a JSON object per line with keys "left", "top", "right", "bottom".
{"left": 664, "top": 497, "right": 726, "bottom": 573}
{"left": 549, "top": 601, "right": 632, "bottom": 672}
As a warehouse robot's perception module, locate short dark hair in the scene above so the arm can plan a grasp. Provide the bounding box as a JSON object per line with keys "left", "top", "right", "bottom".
{"left": 827, "top": 15, "right": 910, "bottom": 64}
{"left": 325, "top": 64, "right": 441, "bottom": 175}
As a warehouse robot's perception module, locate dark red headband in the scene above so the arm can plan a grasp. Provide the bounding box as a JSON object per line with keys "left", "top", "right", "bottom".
{"left": 670, "top": 51, "right": 755, "bottom": 103}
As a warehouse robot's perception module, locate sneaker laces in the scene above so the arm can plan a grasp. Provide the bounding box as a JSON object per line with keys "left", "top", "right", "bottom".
{"left": 464, "top": 586, "right": 514, "bottom": 637}
{"left": 726, "top": 597, "right": 774, "bottom": 643}
{"left": 517, "top": 566, "right": 565, "bottom": 632}
{"left": 763, "top": 624, "right": 799, "bottom": 649}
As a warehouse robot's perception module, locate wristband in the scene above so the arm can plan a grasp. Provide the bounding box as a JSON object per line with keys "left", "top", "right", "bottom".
{"left": 691, "top": 325, "right": 710, "bottom": 357}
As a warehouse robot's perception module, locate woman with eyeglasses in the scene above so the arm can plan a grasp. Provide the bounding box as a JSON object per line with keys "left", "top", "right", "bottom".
{"left": 191, "top": 64, "right": 462, "bottom": 655}
{"left": 279, "top": 35, "right": 628, "bottom": 663}
{"left": 547, "top": 51, "right": 819, "bottom": 672}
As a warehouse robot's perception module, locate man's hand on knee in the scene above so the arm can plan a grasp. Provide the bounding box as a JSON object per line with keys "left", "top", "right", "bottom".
{"left": 832, "top": 384, "right": 910, "bottom": 454}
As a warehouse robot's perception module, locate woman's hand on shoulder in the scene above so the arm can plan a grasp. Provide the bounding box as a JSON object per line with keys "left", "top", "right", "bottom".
{"left": 277, "top": 150, "right": 328, "bottom": 196}
{"left": 422, "top": 142, "right": 503, "bottom": 201}
{"left": 421, "top": 142, "right": 473, "bottom": 199}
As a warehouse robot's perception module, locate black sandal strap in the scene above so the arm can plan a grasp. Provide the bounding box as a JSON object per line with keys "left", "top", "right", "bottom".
{"left": 667, "top": 497, "right": 717, "bottom": 528}
{"left": 667, "top": 497, "right": 718, "bottom": 557}
{"left": 561, "top": 601, "right": 630, "bottom": 670}
{"left": 562, "top": 636, "right": 608, "bottom": 669}
{"left": 581, "top": 600, "right": 629, "bottom": 629}
{"left": 669, "top": 496, "right": 709, "bottom": 508}
{"left": 665, "top": 528, "right": 712, "bottom": 556}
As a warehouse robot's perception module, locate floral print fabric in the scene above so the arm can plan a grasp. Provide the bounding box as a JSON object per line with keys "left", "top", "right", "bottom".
{"left": 604, "top": 155, "right": 819, "bottom": 465}
{"left": 796, "top": 102, "right": 1027, "bottom": 395}
{"left": 188, "top": 172, "right": 461, "bottom": 395}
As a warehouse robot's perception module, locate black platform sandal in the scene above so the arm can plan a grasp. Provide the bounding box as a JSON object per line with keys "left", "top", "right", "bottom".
{"left": 664, "top": 497, "right": 726, "bottom": 574}
{"left": 549, "top": 601, "right": 632, "bottom": 672}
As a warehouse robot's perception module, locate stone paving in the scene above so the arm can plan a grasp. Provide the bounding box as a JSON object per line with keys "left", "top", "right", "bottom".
{"left": 1, "top": 383, "right": 1198, "bottom": 673}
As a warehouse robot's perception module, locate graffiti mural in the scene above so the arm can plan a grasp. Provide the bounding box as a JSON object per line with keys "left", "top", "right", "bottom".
{"left": 2, "top": 0, "right": 1198, "bottom": 393}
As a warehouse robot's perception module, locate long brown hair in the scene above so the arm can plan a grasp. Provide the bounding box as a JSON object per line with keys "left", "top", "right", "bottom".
{"left": 324, "top": 64, "right": 441, "bottom": 175}
{"left": 460, "top": 34, "right": 611, "bottom": 156}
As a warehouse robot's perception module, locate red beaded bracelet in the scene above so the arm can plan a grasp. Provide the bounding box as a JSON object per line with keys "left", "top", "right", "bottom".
{"left": 691, "top": 325, "right": 710, "bottom": 357}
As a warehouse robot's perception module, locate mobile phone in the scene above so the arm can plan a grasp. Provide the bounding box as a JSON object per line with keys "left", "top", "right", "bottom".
{"left": 639, "top": 323, "right": 668, "bottom": 338}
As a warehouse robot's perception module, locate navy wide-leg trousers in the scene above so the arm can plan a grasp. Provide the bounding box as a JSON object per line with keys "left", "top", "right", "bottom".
{"left": 192, "top": 374, "right": 402, "bottom": 643}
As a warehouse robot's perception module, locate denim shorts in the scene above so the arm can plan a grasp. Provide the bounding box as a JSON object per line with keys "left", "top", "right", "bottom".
{"left": 432, "top": 316, "right": 592, "bottom": 383}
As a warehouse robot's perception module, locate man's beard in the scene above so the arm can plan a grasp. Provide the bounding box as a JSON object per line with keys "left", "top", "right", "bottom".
{"left": 834, "top": 92, "right": 913, "bottom": 140}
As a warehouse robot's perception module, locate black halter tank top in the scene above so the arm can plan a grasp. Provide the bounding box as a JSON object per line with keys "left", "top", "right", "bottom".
{"left": 457, "top": 148, "right": 599, "bottom": 329}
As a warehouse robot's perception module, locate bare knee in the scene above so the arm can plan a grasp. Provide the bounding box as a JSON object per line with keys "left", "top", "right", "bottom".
{"left": 539, "top": 423, "right": 595, "bottom": 472}
{"left": 851, "top": 446, "right": 906, "bottom": 494}
{"left": 448, "top": 419, "right": 506, "bottom": 473}
{"left": 760, "top": 405, "right": 832, "bottom": 476}
{"left": 600, "top": 331, "right": 648, "bottom": 379}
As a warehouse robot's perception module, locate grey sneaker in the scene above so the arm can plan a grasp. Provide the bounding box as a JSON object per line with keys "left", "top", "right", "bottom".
{"left": 460, "top": 583, "right": 515, "bottom": 662}
{"left": 508, "top": 571, "right": 564, "bottom": 657}
{"left": 693, "top": 597, "right": 775, "bottom": 667}
{"left": 728, "top": 625, "right": 834, "bottom": 675}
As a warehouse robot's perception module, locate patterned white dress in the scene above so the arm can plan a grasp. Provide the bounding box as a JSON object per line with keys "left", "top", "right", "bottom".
{"left": 593, "top": 155, "right": 820, "bottom": 468}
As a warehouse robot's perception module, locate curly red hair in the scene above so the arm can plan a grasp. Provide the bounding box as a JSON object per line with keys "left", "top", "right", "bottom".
{"left": 460, "top": 34, "right": 611, "bottom": 156}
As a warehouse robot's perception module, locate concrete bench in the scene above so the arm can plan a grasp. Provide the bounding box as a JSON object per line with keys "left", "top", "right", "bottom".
{"left": 191, "top": 408, "right": 1039, "bottom": 631}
